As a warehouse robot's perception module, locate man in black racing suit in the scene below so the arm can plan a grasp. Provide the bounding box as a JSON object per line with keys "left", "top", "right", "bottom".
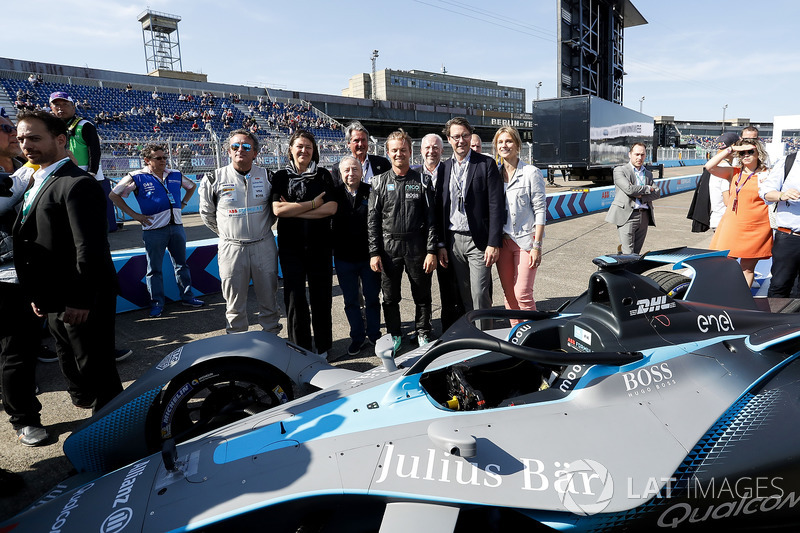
{"left": 368, "top": 129, "right": 438, "bottom": 354}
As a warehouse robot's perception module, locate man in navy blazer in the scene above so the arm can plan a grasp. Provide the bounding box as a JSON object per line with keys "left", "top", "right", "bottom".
{"left": 331, "top": 121, "right": 391, "bottom": 185}
{"left": 435, "top": 118, "right": 504, "bottom": 329}
{"left": 13, "top": 110, "right": 122, "bottom": 412}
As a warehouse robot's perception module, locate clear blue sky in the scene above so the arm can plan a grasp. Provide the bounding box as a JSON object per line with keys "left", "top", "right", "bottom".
{"left": 7, "top": 0, "right": 797, "bottom": 123}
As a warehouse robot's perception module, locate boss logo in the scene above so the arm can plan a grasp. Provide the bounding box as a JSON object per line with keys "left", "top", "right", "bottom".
{"left": 622, "top": 362, "right": 674, "bottom": 393}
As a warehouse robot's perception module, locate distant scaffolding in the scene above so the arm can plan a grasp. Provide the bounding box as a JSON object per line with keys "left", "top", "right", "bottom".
{"left": 138, "top": 9, "right": 183, "bottom": 73}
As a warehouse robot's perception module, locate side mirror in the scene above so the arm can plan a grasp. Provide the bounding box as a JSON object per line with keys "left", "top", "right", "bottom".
{"left": 427, "top": 420, "right": 477, "bottom": 458}
{"left": 375, "top": 333, "right": 397, "bottom": 372}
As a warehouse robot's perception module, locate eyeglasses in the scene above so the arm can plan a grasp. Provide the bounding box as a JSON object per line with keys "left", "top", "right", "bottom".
{"left": 230, "top": 142, "right": 252, "bottom": 152}
{"left": 740, "top": 149, "right": 756, "bottom": 156}
{"left": 0, "top": 124, "right": 16, "bottom": 134}
{"left": 148, "top": 156, "right": 167, "bottom": 161}
{"left": 448, "top": 134, "right": 471, "bottom": 141}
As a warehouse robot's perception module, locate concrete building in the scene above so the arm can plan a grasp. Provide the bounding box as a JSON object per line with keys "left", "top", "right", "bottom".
{"left": 343, "top": 69, "right": 526, "bottom": 114}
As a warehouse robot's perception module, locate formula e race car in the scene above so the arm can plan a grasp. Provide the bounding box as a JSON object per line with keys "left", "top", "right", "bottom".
{"left": 5, "top": 248, "right": 800, "bottom": 532}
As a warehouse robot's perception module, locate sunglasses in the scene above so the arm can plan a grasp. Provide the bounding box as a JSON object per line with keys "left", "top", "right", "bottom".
{"left": 740, "top": 149, "right": 756, "bottom": 156}
{"left": 0, "top": 124, "right": 16, "bottom": 134}
{"left": 148, "top": 156, "right": 167, "bottom": 161}
{"left": 230, "top": 142, "right": 252, "bottom": 152}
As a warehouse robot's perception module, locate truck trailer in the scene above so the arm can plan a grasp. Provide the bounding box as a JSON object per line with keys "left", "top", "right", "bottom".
{"left": 532, "top": 95, "right": 655, "bottom": 183}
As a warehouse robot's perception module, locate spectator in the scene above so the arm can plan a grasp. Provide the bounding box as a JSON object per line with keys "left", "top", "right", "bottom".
{"left": 760, "top": 151, "right": 800, "bottom": 297}
{"left": 605, "top": 143, "right": 660, "bottom": 254}
{"left": 199, "top": 130, "right": 282, "bottom": 334}
{"left": 369, "top": 130, "right": 437, "bottom": 353}
{"left": 0, "top": 109, "right": 49, "bottom": 446}
{"left": 493, "top": 126, "right": 546, "bottom": 326}
{"left": 470, "top": 134, "right": 483, "bottom": 153}
{"left": 109, "top": 144, "right": 204, "bottom": 318}
{"left": 272, "top": 130, "right": 337, "bottom": 357}
{"left": 332, "top": 155, "right": 382, "bottom": 357}
{"left": 48, "top": 91, "right": 118, "bottom": 232}
{"left": 413, "top": 133, "right": 461, "bottom": 332}
{"left": 331, "top": 121, "right": 391, "bottom": 185}
{"left": 436, "top": 117, "right": 504, "bottom": 330}
{"left": 13, "top": 110, "right": 122, "bottom": 412}
{"left": 708, "top": 139, "right": 772, "bottom": 287}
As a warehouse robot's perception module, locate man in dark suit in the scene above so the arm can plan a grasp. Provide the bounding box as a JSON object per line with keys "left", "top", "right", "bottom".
{"left": 605, "top": 142, "right": 660, "bottom": 254}
{"left": 435, "top": 117, "right": 504, "bottom": 329}
{"left": 13, "top": 110, "right": 122, "bottom": 412}
{"left": 331, "top": 121, "right": 391, "bottom": 185}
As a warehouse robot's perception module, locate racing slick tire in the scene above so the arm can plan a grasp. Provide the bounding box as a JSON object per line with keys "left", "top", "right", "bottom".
{"left": 646, "top": 270, "right": 691, "bottom": 299}
{"left": 146, "top": 361, "right": 294, "bottom": 450}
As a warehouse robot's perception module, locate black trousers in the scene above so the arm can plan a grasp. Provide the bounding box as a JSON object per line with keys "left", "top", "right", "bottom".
{"left": 48, "top": 289, "right": 122, "bottom": 411}
{"left": 0, "top": 282, "right": 42, "bottom": 429}
{"left": 280, "top": 248, "right": 333, "bottom": 354}
{"left": 380, "top": 252, "right": 432, "bottom": 337}
{"left": 768, "top": 231, "right": 800, "bottom": 298}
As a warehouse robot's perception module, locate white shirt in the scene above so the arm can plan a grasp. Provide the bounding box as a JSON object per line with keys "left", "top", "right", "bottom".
{"left": 759, "top": 154, "right": 800, "bottom": 231}
{"left": 448, "top": 152, "right": 471, "bottom": 232}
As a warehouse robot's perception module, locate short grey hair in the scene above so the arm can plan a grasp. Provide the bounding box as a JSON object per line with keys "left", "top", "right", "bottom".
{"left": 338, "top": 154, "right": 361, "bottom": 173}
{"left": 421, "top": 133, "right": 443, "bottom": 149}
{"left": 345, "top": 121, "right": 369, "bottom": 144}
{"left": 226, "top": 128, "right": 260, "bottom": 153}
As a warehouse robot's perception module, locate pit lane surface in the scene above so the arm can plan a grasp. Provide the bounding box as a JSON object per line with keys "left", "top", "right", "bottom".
{"left": 0, "top": 166, "right": 710, "bottom": 520}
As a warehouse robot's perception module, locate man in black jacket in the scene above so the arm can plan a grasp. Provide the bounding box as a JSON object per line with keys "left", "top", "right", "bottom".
{"left": 332, "top": 156, "right": 382, "bottom": 357}
{"left": 369, "top": 130, "right": 437, "bottom": 354}
{"left": 331, "top": 121, "right": 391, "bottom": 185}
{"left": 13, "top": 110, "right": 122, "bottom": 412}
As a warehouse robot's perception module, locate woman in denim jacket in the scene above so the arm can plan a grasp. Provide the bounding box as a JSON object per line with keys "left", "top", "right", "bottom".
{"left": 493, "top": 126, "right": 547, "bottom": 326}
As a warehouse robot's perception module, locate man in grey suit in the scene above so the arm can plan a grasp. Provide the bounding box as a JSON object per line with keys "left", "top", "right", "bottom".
{"left": 605, "top": 143, "right": 660, "bottom": 254}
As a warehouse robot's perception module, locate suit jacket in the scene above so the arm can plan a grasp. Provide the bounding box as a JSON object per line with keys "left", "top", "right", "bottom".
{"left": 331, "top": 154, "right": 391, "bottom": 184}
{"left": 605, "top": 163, "right": 659, "bottom": 227}
{"left": 13, "top": 160, "right": 117, "bottom": 312}
{"left": 435, "top": 150, "right": 504, "bottom": 251}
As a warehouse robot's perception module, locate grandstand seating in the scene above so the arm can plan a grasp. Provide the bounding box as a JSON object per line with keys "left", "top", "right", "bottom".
{"left": 0, "top": 76, "right": 344, "bottom": 143}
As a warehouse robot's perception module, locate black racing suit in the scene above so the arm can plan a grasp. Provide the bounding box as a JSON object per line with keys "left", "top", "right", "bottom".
{"left": 368, "top": 168, "right": 437, "bottom": 336}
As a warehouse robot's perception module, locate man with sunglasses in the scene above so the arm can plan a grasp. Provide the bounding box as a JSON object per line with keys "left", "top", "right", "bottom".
{"left": 110, "top": 144, "right": 203, "bottom": 318}
{"left": 199, "top": 130, "right": 281, "bottom": 334}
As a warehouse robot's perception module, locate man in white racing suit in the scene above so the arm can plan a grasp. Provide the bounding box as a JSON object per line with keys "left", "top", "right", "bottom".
{"left": 199, "top": 129, "right": 281, "bottom": 334}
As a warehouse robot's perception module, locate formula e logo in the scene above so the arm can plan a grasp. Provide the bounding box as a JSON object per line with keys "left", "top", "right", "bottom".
{"left": 623, "top": 363, "right": 675, "bottom": 396}
{"left": 101, "top": 507, "right": 133, "bottom": 533}
{"left": 630, "top": 296, "right": 676, "bottom": 316}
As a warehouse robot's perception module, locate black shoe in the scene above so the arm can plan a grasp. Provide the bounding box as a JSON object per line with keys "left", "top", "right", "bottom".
{"left": 71, "top": 397, "right": 95, "bottom": 409}
{"left": 115, "top": 348, "right": 133, "bottom": 362}
{"left": 16, "top": 425, "right": 49, "bottom": 446}
{"left": 347, "top": 340, "right": 364, "bottom": 356}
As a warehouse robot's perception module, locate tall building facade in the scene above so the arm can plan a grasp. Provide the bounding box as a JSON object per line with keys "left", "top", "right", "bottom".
{"left": 343, "top": 69, "right": 526, "bottom": 114}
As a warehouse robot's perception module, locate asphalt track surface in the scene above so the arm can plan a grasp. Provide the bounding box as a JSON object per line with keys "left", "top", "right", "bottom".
{"left": 0, "top": 166, "right": 711, "bottom": 521}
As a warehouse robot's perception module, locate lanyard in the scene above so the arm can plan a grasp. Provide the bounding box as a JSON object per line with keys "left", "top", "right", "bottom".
{"left": 21, "top": 159, "right": 68, "bottom": 223}
{"left": 452, "top": 158, "right": 468, "bottom": 212}
{"left": 732, "top": 170, "right": 755, "bottom": 214}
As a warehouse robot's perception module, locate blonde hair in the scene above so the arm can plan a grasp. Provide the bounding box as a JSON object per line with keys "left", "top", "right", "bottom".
{"left": 735, "top": 138, "right": 769, "bottom": 172}
{"left": 492, "top": 126, "right": 522, "bottom": 160}
{"left": 384, "top": 129, "right": 413, "bottom": 153}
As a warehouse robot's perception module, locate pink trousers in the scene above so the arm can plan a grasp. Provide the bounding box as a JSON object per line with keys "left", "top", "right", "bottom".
{"left": 496, "top": 238, "right": 538, "bottom": 326}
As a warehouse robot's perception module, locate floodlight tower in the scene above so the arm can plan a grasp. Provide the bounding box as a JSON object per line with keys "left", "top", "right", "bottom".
{"left": 370, "top": 49, "right": 379, "bottom": 101}
{"left": 138, "top": 9, "right": 183, "bottom": 73}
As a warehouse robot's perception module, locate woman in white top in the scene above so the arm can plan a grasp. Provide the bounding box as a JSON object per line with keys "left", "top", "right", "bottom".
{"left": 493, "top": 126, "right": 547, "bottom": 326}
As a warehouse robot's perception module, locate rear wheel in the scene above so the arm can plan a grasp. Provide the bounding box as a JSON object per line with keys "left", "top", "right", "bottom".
{"left": 146, "top": 361, "right": 293, "bottom": 450}
{"left": 647, "top": 271, "right": 691, "bottom": 299}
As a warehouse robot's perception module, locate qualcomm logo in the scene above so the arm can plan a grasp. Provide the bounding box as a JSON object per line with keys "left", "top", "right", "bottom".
{"left": 101, "top": 507, "right": 133, "bottom": 533}
{"left": 557, "top": 459, "right": 614, "bottom": 516}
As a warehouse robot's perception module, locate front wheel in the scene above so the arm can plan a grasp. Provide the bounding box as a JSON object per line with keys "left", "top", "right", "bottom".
{"left": 146, "top": 361, "right": 293, "bottom": 450}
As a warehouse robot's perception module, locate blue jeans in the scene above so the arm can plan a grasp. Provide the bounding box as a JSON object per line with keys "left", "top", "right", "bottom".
{"left": 142, "top": 224, "right": 192, "bottom": 307}
{"left": 335, "top": 259, "right": 381, "bottom": 343}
